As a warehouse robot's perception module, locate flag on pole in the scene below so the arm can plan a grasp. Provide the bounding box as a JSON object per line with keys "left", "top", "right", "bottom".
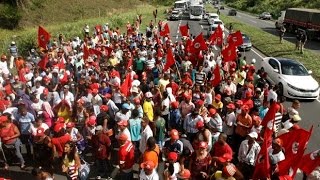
{"left": 38, "top": 54, "right": 48, "bottom": 70}
{"left": 38, "top": 26, "right": 51, "bottom": 49}
{"left": 221, "top": 45, "right": 237, "bottom": 62}
{"left": 211, "top": 64, "right": 221, "bottom": 87}
{"left": 209, "top": 24, "right": 223, "bottom": 46}
{"left": 299, "top": 149, "right": 320, "bottom": 175}
{"left": 160, "top": 23, "right": 170, "bottom": 37}
{"left": 228, "top": 30, "right": 244, "bottom": 47}
{"left": 179, "top": 24, "right": 189, "bottom": 37}
{"left": 120, "top": 74, "right": 132, "bottom": 97}
{"left": 191, "top": 33, "right": 208, "bottom": 54}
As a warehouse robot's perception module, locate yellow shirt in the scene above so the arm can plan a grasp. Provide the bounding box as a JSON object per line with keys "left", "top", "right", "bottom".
{"left": 212, "top": 101, "right": 223, "bottom": 110}
{"left": 235, "top": 70, "right": 246, "bottom": 86}
{"left": 108, "top": 57, "right": 119, "bottom": 67}
{"left": 143, "top": 100, "right": 154, "bottom": 122}
{"left": 213, "top": 171, "right": 236, "bottom": 180}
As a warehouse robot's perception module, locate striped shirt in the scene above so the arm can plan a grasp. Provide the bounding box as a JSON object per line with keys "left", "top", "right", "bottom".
{"left": 274, "top": 112, "right": 283, "bottom": 133}
{"left": 183, "top": 114, "right": 203, "bottom": 134}
{"left": 195, "top": 72, "right": 206, "bottom": 85}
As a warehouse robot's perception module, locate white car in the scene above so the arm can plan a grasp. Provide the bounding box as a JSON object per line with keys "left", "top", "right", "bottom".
{"left": 209, "top": 19, "right": 225, "bottom": 32}
{"left": 261, "top": 57, "right": 320, "bottom": 100}
{"left": 208, "top": 13, "right": 219, "bottom": 25}
{"left": 259, "top": 12, "right": 272, "bottom": 20}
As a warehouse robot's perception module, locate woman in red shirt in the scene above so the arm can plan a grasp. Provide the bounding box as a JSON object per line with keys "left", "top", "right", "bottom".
{"left": 0, "top": 114, "right": 25, "bottom": 169}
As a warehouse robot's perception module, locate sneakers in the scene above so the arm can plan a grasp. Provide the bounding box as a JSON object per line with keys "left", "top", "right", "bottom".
{"left": 20, "top": 163, "right": 26, "bottom": 169}
{"left": 95, "top": 176, "right": 101, "bottom": 180}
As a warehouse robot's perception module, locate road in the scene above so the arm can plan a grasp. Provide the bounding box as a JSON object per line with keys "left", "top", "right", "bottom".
{"left": 167, "top": 13, "right": 320, "bottom": 178}
{"left": 219, "top": 7, "right": 320, "bottom": 54}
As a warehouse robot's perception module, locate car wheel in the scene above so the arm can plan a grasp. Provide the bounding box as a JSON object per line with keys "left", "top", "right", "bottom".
{"left": 278, "top": 83, "right": 284, "bottom": 97}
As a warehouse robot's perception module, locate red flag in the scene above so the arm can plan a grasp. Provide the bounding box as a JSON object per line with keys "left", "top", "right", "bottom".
{"left": 185, "top": 39, "right": 193, "bottom": 54}
{"left": 179, "top": 24, "right": 189, "bottom": 37}
{"left": 83, "top": 44, "right": 89, "bottom": 60}
{"left": 261, "top": 102, "right": 278, "bottom": 127}
{"left": 228, "top": 30, "right": 244, "bottom": 47}
{"left": 191, "top": 33, "right": 208, "bottom": 54}
{"left": 60, "top": 71, "right": 68, "bottom": 85}
{"left": 211, "top": 64, "right": 221, "bottom": 87}
{"left": 38, "top": 26, "right": 51, "bottom": 49}
{"left": 221, "top": 45, "right": 237, "bottom": 62}
{"left": 127, "top": 57, "right": 133, "bottom": 70}
{"left": 209, "top": 24, "right": 223, "bottom": 46}
{"left": 164, "top": 48, "right": 175, "bottom": 71}
{"left": 120, "top": 74, "right": 132, "bottom": 97}
{"left": 58, "top": 59, "right": 65, "bottom": 70}
{"left": 89, "top": 48, "right": 102, "bottom": 57}
{"left": 38, "top": 54, "right": 48, "bottom": 70}
{"left": 160, "top": 23, "right": 170, "bottom": 37}
{"left": 299, "top": 149, "right": 320, "bottom": 175}
{"left": 95, "top": 25, "right": 103, "bottom": 34}
{"left": 278, "top": 127, "right": 313, "bottom": 177}
{"left": 252, "top": 112, "right": 274, "bottom": 179}
{"left": 105, "top": 46, "right": 113, "bottom": 57}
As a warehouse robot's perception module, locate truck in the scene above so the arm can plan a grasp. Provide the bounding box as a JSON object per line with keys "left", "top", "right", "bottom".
{"left": 174, "top": 0, "right": 188, "bottom": 12}
{"left": 275, "top": 8, "right": 320, "bottom": 40}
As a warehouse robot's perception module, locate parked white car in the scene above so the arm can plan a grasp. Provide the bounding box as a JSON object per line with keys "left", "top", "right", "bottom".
{"left": 261, "top": 57, "right": 320, "bottom": 100}
{"left": 208, "top": 13, "right": 219, "bottom": 25}
{"left": 209, "top": 19, "right": 224, "bottom": 31}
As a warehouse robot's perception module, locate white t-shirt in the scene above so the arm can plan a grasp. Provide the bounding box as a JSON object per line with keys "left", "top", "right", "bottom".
{"left": 139, "top": 169, "right": 159, "bottom": 180}
{"left": 115, "top": 111, "right": 131, "bottom": 122}
{"left": 269, "top": 149, "right": 285, "bottom": 165}
{"left": 29, "top": 123, "right": 49, "bottom": 136}
{"left": 139, "top": 125, "right": 153, "bottom": 153}
{"left": 163, "top": 162, "right": 180, "bottom": 180}
{"left": 223, "top": 112, "right": 236, "bottom": 136}
{"left": 161, "top": 98, "right": 170, "bottom": 116}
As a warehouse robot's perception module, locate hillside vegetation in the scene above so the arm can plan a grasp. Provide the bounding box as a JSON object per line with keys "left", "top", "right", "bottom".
{"left": 225, "top": 0, "right": 320, "bottom": 17}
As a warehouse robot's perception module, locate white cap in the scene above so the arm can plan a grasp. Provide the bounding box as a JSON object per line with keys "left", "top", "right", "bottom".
{"left": 131, "top": 86, "right": 139, "bottom": 93}
{"left": 251, "top": 58, "right": 256, "bottom": 64}
{"left": 145, "top": 92, "right": 153, "bottom": 98}
{"left": 248, "top": 132, "right": 258, "bottom": 139}
{"left": 11, "top": 41, "right": 15, "bottom": 45}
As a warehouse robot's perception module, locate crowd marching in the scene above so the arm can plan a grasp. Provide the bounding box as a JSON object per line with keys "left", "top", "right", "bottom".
{"left": 0, "top": 9, "right": 320, "bottom": 180}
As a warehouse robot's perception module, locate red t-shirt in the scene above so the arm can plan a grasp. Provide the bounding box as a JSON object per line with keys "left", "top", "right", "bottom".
{"left": 166, "top": 82, "right": 179, "bottom": 96}
{"left": 242, "top": 98, "right": 254, "bottom": 110}
{"left": 119, "top": 141, "right": 135, "bottom": 170}
{"left": 52, "top": 134, "right": 71, "bottom": 157}
{"left": 212, "top": 142, "right": 233, "bottom": 159}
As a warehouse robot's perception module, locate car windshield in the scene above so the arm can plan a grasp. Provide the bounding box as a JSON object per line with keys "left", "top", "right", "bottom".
{"left": 214, "top": 21, "right": 222, "bottom": 25}
{"left": 190, "top": 6, "right": 202, "bottom": 16}
{"left": 210, "top": 15, "right": 218, "bottom": 19}
{"left": 172, "top": 11, "right": 179, "bottom": 14}
{"left": 280, "top": 60, "right": 309, "bottom": 76}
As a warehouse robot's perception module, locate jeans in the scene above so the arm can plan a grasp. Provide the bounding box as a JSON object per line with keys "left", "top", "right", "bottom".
{"left": 120, "top": 170, "right": 133, "bottom": 180}
{"left": 5, "top": 138, "right": 25, "bottom": 165}
{"left": 20, "top": 134, "right": 32, "bottom": 156}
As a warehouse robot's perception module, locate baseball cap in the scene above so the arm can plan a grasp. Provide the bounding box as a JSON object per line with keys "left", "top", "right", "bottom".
{"left": 100, "top": 105, "right": 109, "bottom": 112}
{"left": 167, "top": 152, "right": 178, "bottom": 162}
{"left": 248, "top": 132, "right": 258, "bottom": 139}
{"left": 92, "top": 88, "right": 99, "bottom": 94}
{"left": 0, "top": 116, "right": 8, "bottom": 123}
{"left": 140, "top": 160, "right": 155, "bottom": 170}
{"left": 273, "top": 138, "right": 283, "bottom": 147}
{"left": 131, "top": 86, "right": 139, "bottom": 93}
{"left": 177, "top": 169, "right": 191, "bottom": 179}
{"left": 117, "top": 120, "right": 128, "bottom": 126}
{"left": 35, "top": 128, "right": 45, "bottom": 137}
{"left": 87, "top": 116, "right": 96, "bottom": 126}
{"left": 43, "top": 88, "right": 49, "bottom": 95}
{"left": 170, "top": 129, "right": 179, "bottom": 140}
{"left": 236, "top": 100, "right": 243, "bottom": 105}
{"left": 133, "top": 98, "right": 141, "bottom": 105}
{"left": 215, "top": 94, "right": 221, "bottom": 101}
{"left": 145, "top": 92, "right": 153, "bottom": 98}
{"left": 53, "top": 123, "right": 64, "bottom": 133}
{"left": 196, "top": 100, "right": 204, "bottom": 106}
{"left": 209, "top": 108, "right": 217, "bottom": 115}
{"left": 104, "top": 93, "right": 112, "bottom": 98}
{"left": 226, "top": 103, "right": 235, "bottom": 109}
{"left": 171, "top": 101, "right": 179, "bottom": 109}
{"left": 66, "top": 122, "right": 75, "bottom": 128}
{"left": 122, "top": 103, "right": 130, "bottom": 110}
{"left": 196, "top": 121, "right": 205, "bottom": 129}
{"left": 241, "top": 105, "right": 250, "bottom": 112}
{"left": 56, "top": 117, "right": 65, "bottom": 123}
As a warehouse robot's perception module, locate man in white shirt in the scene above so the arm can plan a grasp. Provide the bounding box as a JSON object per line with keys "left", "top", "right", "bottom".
{"left": 238, "top": 132, "right": 261, "bottom": 179}
{"left": 59, "top": 85, "right": 74, "bottom": 106}
{"left": 139, "top": 160, "right": 159, "bottom": 180}
{"left": 267, "top": 85, "right": 278, "bottom": 103}
{"left": 139, "top": 118, "right": 153, "bottom": 154}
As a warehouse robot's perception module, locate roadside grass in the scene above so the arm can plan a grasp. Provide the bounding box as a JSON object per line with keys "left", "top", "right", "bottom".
{"left": 0, "top": 4, "right": 168, "bottom": 55}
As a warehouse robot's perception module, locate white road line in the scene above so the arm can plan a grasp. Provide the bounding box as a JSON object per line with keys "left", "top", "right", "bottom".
{"left": 201, "top": 25, "right": 203, "bottom": 29}
{"left": 176, "top": 35, "right": 178, "bottom": 39}
{"left": 251, "top": 48, "right": 265, "bottom": 59}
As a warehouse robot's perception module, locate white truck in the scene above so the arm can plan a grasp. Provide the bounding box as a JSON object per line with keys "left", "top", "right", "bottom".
{"left": 189, "top": 0, "right": 203, "bottom": 20}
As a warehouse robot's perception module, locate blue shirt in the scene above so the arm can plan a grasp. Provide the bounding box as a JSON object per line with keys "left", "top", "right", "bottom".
{"left": 128, "top": 118, "right": 142, "bottom": 141}
{"left": 259, "top": 107, "right": 269, "bottom": 119}
{"left": 169, "top": 109, "right": 182, "bottom": 129}
{"left": 14, "top": 112, "right": 35, "bottom": 135}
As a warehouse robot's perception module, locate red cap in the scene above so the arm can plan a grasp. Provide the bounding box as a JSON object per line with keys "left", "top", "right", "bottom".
{"left": 218, "top": 153, "right": 233, "bottom": 163}
{"left": 183, "top": 93, "right": 191, "bottom": 100}
{"left": 199, "top": 141, "right": 208, "bottom": 149}
{"left": 87, "top": 116, "right": 96, "bottom": 126}
{"left": 209, "top": 108, "right": 217, "bottom": 115}
{"left": 167, "top": 152, "right": 178, "bottom": 161}
{"left": 118, "top": 133, "right": 128, "bottom": 141}
{"left": 77, "top": 98, "right": 85, "bottom": 105}
{"left": 196, "top": 100, "right": 204, "bottom": 106}
{"left": 140, "top": 160, "right": 155, "bottom": 170}
{"left": 215, "top": 94, "right": 221, "bottom": 101}
{"left": 133, "top": 74, "right": 139, "bottom": 79}
{"left": 196, "top": 120, "right": 205, "bottom": 129}
{"left": 35, "top": 128, "right": 45, "bottom": 137}
{"left": 92, "top": 88, "right": 99, "bottom": 94}
{"left": 226, "top": 103, "right": 235, "bottom": 109}
{"left": 100, "top": 105, "right": 109, "bottom": 112}
{"left": 236, "top": 100, "right": 243, "bottom": 105}
{"left": 133, "top": 98, "right": 140, "bottom": 105}
{"left": 53, "top": 123, "right": 64, "bottom": 133}
{"left": 56, "top": 117, "right": 65, "bottom": 123}
{"left": 170, "top": 129, "right": 179, "bottom": 140}
{"left": 104, "top": 93, "right": 112, "bottom": 98}
{"left": 246, "top": 91, "right": 253, "bottom": 98}
{"left": 241, "top": 105, "right": 250, "bottom": 112}
{"left": 66, "top": 122, "right": 75, "bottom": 128}
{"left": 43, "top": 88, "right": 49, "bottom": 95}
{"left": 171, "top": 101, "right": 179, "bottom": 109}
{"left": 0, "top": 116, "right": 8, "bottom": 123}
{"left": 177, "top": 169, "right": 191, "bottom": 179}
{"left": 110, "top": 71, "right": 116, "bottom": 77}
{"left": 117, "top": 120, "right": 128, "bottom": 126}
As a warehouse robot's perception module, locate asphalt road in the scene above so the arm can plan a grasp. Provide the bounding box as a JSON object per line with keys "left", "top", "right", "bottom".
{"left": 220, "top": 7, "right": 320, "bottom": 54}
{"left": 167, "top": 14, "right": 320, "bottom": 178}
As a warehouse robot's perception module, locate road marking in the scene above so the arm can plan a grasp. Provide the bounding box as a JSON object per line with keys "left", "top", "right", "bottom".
{"left": 176, "top": 35, "right": 178, "bottom": 39}
{"left": 201, "top": 25, "right": 203, "bottom": 29}
{"left": 251, "top": 48, "right": 265, "bottom": 59}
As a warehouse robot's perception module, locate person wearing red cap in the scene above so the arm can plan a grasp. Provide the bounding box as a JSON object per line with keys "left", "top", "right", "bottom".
{"left": 163, "top": 129, "right": 183, "bottom": 157}
{"left": 224, "top": 103, "right": 236, "bottom": 144}
{"left": 220, "top": 76, "right": 237, "bottom": 100}
{"left": 139, "top": 160, "right": 159, "bottom": 180}
{"left": 91, "top": 88, "right": 103, "bottom": 116}
{"left": 183, "top": 111, "right": 204, "bottom": 142}
{"left": 169, "top": 101, "right": 182, "bottom": 131}
{"left": 234, "top": 105, "right": 253, "bottom": 151}
{"left": 270, "top": 138, "right": 285, "bottom": 177}
{"left": 179, "top": 93, "right": 195, "bottom": 118}
{"left": 51, "top": 123, "right": 71, "bottom": 158}
{"left": 118, "top": 133, "right": 135, "bottom": 180}
{"left": 195, "top": 120, "right": 212, "bottom": 152}
{"left": 164, "top": 151, "right": 180, "bottom": 180}
{"left": 189, "top": 141, "right": 211, "bottom": 179}
{"left": 241, "top": 91, "right": 254, "bottom": 110}
{"left": 212, "top": 94, "right": 223, "bottom": 113}
{"left": 0, "top": 115, "right": 25, "bottom": 169}
{"left": 117, "top": 119, "right": 132, "bottom": 142}
{"left": 104, "top": 93, "right": 120, "bottom": 120}
{"left": 204, "top": 108, "right": 223, "bottom": 143}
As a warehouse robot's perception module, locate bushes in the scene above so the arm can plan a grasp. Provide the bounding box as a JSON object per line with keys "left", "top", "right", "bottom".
{"left": 0, "top": 4, "right": 22, "bottom": 29}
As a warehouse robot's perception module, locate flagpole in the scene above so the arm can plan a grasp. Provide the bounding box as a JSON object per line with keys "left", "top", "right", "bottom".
{"left": 175, "top": 61, "right": 182, "bottom": 81}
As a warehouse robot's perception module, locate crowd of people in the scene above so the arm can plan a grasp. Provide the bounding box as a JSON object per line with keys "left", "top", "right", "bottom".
{"left": 0, "top": 9, "right": 320, "bottom": 180}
